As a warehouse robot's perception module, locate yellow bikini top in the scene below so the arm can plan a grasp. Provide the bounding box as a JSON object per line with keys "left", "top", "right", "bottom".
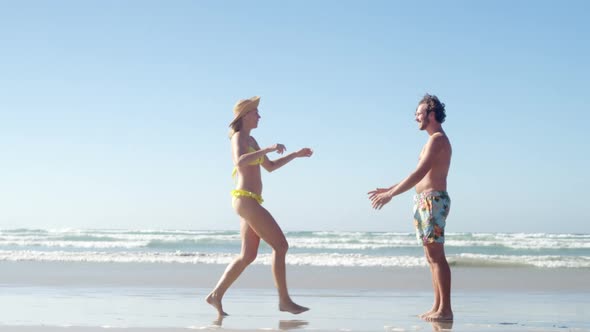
{"left": 246, "top": 146, "right": 264, "bottom": 165}
{"left": 232, "top": 146, "right": 264, "bottom": 178}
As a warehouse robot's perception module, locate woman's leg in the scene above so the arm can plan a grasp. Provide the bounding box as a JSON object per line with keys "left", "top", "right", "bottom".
{"left": 206, "top": 217, "right": 261, "bottom": 316}
{"left": 235, "top": 198, "right": 309, "bottom": 314}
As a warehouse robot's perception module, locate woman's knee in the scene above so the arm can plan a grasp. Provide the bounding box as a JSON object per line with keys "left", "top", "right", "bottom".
{"left": 240, "top": 250, "right": 258, "bottom": 265}
{"left": 273, "top": 238, "right": 289, "bottom": 255}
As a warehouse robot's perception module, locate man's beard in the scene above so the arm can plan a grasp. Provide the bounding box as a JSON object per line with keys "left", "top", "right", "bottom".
{"left": 419, "top": 119, "right": 428, "bottom": 130}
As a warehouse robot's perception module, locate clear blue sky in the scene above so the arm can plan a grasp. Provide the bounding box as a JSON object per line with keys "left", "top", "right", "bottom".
{"left": 1, "top": 1, "right": 588, "bottom": 233}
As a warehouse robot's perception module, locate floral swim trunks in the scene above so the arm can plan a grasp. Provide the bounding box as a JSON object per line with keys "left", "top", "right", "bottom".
{"left": 413, "top": 191, "right": 451, "bottom": 245}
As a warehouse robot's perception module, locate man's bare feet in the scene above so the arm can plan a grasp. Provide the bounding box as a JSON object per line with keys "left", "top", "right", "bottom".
{"left": 430, "top": 320, "right": 454, "bottom": 331}
{"left": 419, "top": 308, "right": 437, "bottom": 319}
{"left": 423, "top": 310, "right": 453, "bottom": 322}
{"left": 279, "top": 301, "right": 309, "bottom": 315}
{"left": 205, "top": 292, "right": 228, "bottom": 316}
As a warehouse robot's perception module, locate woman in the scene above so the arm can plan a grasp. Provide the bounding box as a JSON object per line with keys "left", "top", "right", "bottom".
{"left": 206, "top": 96, "right": 313, "bottom": 316}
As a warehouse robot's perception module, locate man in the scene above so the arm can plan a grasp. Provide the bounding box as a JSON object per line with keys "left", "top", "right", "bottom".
{"left": 368, "top": 94, "right": 453, "bottom": 322}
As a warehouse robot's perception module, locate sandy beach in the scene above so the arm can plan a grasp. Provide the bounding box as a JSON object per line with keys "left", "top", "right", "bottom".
{"left": 1, "top": 261, "right": 588, "bottom": 332}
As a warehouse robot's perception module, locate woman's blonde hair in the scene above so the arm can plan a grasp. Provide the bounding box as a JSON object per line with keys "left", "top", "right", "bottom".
{"left": 228, "top": 118, "right": 243, "bottom": 139}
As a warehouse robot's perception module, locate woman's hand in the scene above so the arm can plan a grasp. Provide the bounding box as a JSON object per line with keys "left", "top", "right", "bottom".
{"left": 295, "top": 148, "right": 313, "bottom": 158}
{"left": 268, "top": 143, "right": 286, "bottom": 154}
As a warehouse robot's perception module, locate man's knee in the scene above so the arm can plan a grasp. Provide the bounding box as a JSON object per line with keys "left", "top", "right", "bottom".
{"left": 424, "top": 243, "right": 446, "bottom": 263}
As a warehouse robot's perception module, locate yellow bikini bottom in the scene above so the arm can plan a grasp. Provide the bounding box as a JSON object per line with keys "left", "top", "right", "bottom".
{"left": 231, "top": 189, "right": 264, "bottom": 204}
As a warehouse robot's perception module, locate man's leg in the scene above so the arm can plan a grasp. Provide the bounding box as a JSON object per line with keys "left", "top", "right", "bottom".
{"left": 420, "top": 247, "right": 441, "bottom": 319}
{"left": 423, "top": 243, "right": 453, "bottom": 321}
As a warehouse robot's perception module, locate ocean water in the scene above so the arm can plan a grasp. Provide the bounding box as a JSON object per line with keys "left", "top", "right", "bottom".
{"left": 0, "top": 229, "right": 588, "bottom": 269}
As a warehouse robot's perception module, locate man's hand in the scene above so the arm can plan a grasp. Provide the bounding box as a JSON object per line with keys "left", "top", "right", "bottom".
{"left": 368, "top": 188, "right": 393, "bottom": 210}
{"left": 368, "top": 187, "right": 389, "bottom": 198}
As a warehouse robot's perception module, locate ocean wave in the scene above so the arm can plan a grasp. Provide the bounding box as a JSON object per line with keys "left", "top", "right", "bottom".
{"left": 0, "top": 229, "right": 242, "bottom": 249}
{"left": 454, "top": 253, "right": 590, "bottom": 269}
{"left": 2, "top": 229, "right": 588, "bottom": 251}
{"left": 1, "top": 250, "right": 588, "bottom": 269}
{"left": 1, "top": 250, "right": 427, "bottom": 266}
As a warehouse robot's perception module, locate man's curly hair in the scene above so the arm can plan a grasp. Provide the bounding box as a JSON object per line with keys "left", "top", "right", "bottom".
{"left": 419, "top": 94, "right": 446, "bottom": 123}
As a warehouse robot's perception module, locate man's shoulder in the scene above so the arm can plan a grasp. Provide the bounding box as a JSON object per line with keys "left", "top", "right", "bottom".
{"left": 428, "top": 132, "right": 451, "bottom": 151}
{"left": 429, "top": 132, "right": 449, "bottom": 142}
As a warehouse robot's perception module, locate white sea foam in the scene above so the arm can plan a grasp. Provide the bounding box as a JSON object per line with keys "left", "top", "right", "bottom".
{"left": 455, "top": 253, "right": 590, "bottom": 268}
{"left": 1, "top": 250, "right": 588, "bottom": 268}
{"left": 1, "top": 229, "right": 588, "bottom": 269}
{"left": 0, "top": 250, "right": 429, "bottom": 267}
{"left": 2, "top": 230, "right": 588, "bottom": 250}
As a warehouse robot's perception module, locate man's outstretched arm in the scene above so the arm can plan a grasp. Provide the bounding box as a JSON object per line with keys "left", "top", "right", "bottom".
{"left": 369, "top": 135, "right": 443, "bottom": 209}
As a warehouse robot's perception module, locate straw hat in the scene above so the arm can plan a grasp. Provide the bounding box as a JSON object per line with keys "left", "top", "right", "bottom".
{"left": 229, "top": 96, "right": 260, "bottom": 127}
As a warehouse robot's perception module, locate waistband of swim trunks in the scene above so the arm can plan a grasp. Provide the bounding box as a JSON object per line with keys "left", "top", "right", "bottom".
{"left": 414, "top": 191, "right": 449, "bottom": 200}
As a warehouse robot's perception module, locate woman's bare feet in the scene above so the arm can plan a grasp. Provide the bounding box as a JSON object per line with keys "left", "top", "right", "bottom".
{"left": 279, "top": 300, "right": 309, "bottom": 315}
{"left": 206, "top": 292, "right": 228, "bottom": 317}
{"left": 279, "top": 320, "right": 308, "bottom": 330}
{"left": 212, "top": 315, "right": 225, "bottom": 327}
